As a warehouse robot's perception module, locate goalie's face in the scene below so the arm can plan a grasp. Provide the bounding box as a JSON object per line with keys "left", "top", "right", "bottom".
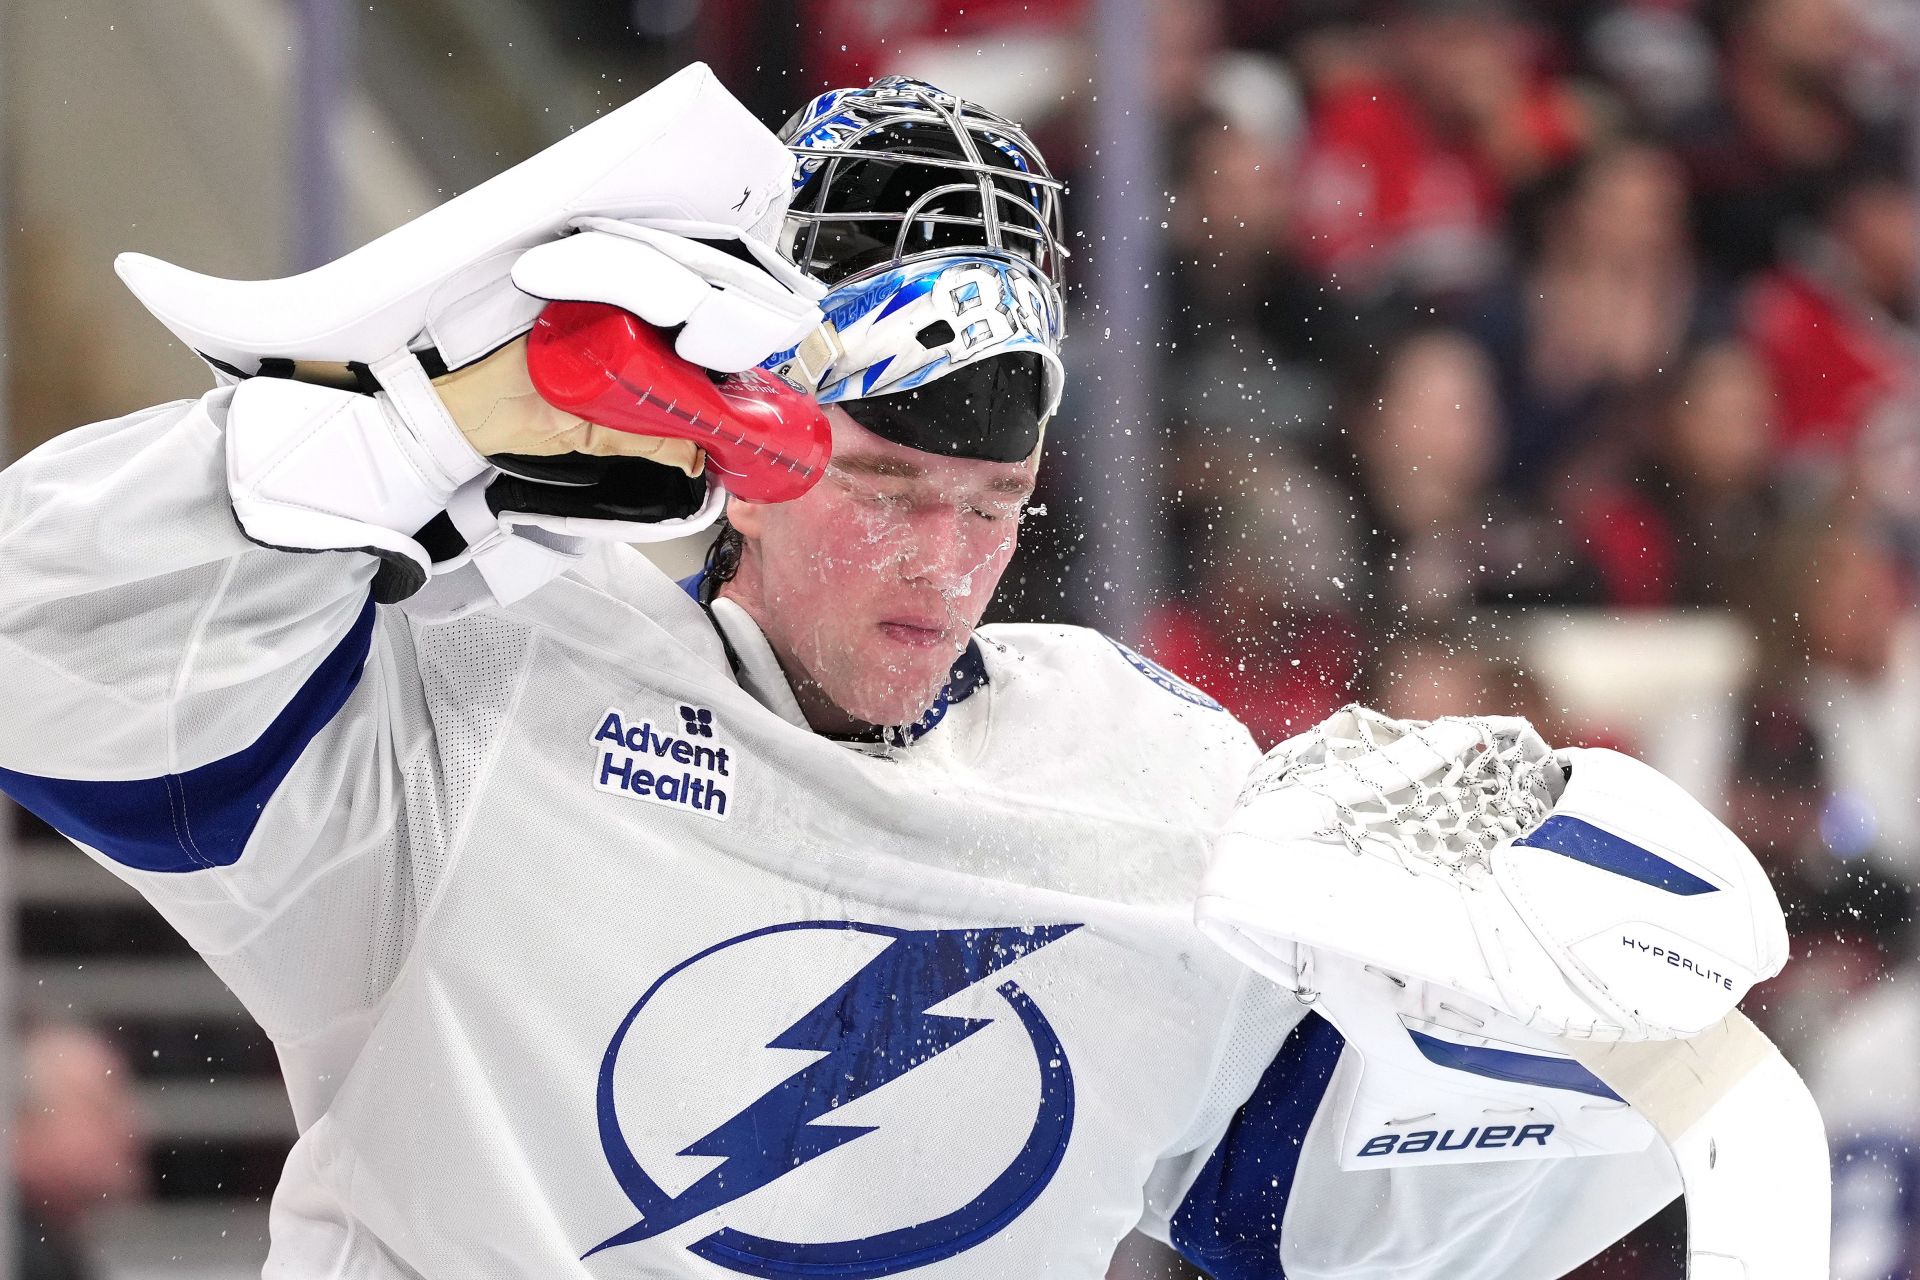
{"left": 722, "top": 408, "right": 1034, "bottom": 733}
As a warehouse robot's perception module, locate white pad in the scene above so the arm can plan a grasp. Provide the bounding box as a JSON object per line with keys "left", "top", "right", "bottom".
{"left": 116, "top": 63, "right": 795, "bottom": 373}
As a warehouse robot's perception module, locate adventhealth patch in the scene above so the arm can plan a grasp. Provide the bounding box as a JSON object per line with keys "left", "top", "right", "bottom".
{"left": 592, "top": 705, "right": 734, "bottom": 821}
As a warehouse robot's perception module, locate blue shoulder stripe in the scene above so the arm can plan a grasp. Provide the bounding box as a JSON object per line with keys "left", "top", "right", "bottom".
{"left": 0, "top": 594, "right": 378, "bottom": 873}
{"left": 1170, "top": 1012, "right": 1345, "bottom": 1280}
{"left": 1515, "top": 815, "right": 1720, "bottom": 896}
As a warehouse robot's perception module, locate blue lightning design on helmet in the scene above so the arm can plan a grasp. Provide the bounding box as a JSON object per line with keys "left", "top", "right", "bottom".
{"left": 763, "top": 254, "right": 1064, "bottom": 417}
{"left": 787, "top": 85, "right": 868, "bottom": 190}
{"left": 586, "top": 922, "right": 1080, "bottom": 1260}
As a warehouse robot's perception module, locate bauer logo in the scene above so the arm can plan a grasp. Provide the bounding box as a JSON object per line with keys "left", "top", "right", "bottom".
{"left": 591, "top": 706, "right": 733, "bottom": 821}
{"left": 1357, "top": 1123, "right": 1555, "bottom": 1159}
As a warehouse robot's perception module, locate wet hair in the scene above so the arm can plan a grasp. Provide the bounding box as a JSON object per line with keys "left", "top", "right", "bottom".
{"left": 699, "top": 517, "right": 746, "bottom": 605}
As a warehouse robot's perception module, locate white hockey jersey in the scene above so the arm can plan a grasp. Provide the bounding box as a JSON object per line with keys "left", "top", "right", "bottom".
{"left": 0, "top": 391, "right": 1678, "bottom": 1278}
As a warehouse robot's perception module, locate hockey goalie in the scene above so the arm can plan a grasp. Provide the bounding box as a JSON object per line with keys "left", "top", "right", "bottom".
{"left": 0, "top": 65, "right": 1826, "bottom": 1278}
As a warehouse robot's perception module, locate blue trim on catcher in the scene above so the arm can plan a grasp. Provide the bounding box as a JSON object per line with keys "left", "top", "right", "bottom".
{"left": 0, "top": 594, "right": 378, "bottom": 873}
{"left": 1516, "top": 815, "right": 1720, "bottom": 896}
{"left": 1407, "top": 1029, "right": 1623, "bottom": 1102}
{"left": 1169, "top": 1012, "right": 1346, "bottom": 1279}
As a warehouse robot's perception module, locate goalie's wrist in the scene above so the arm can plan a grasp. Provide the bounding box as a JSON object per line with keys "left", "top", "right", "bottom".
{"left": 366, "top": 348, "right": 492, "bottom": 498}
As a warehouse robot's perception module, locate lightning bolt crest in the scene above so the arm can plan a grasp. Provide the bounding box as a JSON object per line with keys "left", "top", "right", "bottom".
{"left": 588, "top": 921, "right": 1080, "bottom": 1257}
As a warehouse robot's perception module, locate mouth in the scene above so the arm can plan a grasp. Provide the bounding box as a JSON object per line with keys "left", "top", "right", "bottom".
{"left": 877, "top": 620, "right": 951, "bottom": 649}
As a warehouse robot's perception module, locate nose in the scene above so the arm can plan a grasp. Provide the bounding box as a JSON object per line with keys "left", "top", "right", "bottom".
{"left": 895, "top": 506, "right": 989, "bottom": 594}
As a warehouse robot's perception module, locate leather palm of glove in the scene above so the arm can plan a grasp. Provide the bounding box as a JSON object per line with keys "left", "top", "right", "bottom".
{"left": 433, "top": 333, "right": 707, "bottom": 482}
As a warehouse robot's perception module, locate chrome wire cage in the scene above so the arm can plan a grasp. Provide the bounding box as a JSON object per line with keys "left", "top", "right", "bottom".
{"left": 779, "top": 77, "right": 1068, "bottom": 294}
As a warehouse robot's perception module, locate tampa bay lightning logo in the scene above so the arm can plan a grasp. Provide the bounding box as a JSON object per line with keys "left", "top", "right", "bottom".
{"left": 586, "top": 920, "right": 1082, "bottom": 1277}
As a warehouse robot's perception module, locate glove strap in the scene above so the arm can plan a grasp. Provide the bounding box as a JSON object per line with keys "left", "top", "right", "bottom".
{"left": 445, "top": 479, "right": 581, "bottom": 608}
{"left": 368, "top": 348, "right": 489, "bottom": 490}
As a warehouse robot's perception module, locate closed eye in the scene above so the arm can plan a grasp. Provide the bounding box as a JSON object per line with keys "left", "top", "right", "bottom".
{"left": 967, "top": 500, "right": 1025, "bottom": 523}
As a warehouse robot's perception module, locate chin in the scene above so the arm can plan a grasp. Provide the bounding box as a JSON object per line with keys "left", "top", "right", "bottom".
{"left": 834, "top": 659, "right": 955, "bottom": 728}
{"left": 843, "top": 686, "right": 947, "bottom": 729}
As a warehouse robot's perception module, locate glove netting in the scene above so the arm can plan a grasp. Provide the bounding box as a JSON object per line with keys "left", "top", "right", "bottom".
{"left": 1244, "top": 705, "right": 1562, "bottom": 877}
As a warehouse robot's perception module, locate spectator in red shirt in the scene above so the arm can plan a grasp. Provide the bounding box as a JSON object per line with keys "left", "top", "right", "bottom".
{"left": 1293, "top": 0, "right": 1588, "bottom": 297}
{"left": 1563, "top": 338, "right": 1782, "bottom": 607}
{"left": 1743, "top": 150, "right": 1919, "bottom": 468}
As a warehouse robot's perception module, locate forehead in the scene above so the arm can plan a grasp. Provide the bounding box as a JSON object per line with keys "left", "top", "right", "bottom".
{"left": 824, "top": 406, "right": 1035, "bottom": 495}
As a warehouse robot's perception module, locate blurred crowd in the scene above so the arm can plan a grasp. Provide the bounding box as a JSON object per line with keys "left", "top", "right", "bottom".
{"left": 797, "top": 0, "right": 1920, "bottom": 1273}
{"left": 13, "top": 1020, "right": 145, "bottom": 1280}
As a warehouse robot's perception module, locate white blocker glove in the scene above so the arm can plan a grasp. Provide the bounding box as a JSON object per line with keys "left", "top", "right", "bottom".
{"left": 121, "top": 65, "right": 828, "bottom": 604}
{"left": 511, "top": 217, "right": 825, "bottom": 375}
{"left": 222, "top": 220, "right": 824, "bottom": 604}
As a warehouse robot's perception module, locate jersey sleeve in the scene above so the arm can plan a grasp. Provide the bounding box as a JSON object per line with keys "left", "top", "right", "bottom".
{"left": 1143, "top": 1007, "right": 1683, "bottom": 1280}
{"left": 0, "top": 391, "right": 471, "bottom": 1065}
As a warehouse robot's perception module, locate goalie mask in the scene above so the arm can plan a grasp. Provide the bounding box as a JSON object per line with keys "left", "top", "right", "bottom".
{"left": 766, "top": 76, "right": 1067, "bottom": 464}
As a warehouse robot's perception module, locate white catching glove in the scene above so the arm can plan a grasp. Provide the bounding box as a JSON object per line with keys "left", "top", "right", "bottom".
{"left": 1197, "top": 706, "right": 1787, "bottom": 1041}
{"left": 1196, "top": 706, "right": 1828, "bottom": 1280}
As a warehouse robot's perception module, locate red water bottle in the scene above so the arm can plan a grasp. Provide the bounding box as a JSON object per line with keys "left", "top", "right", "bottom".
{"left": 525, "top": 300, "right": 831, "bottom": 504}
